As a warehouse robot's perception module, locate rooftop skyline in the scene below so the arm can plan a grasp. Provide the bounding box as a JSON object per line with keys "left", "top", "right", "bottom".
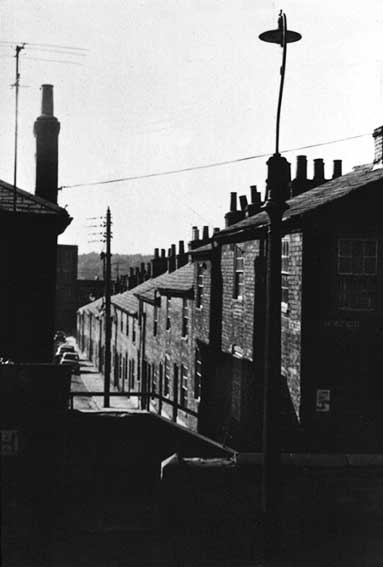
{"left": 0, "top": 0, "right": 382, "bottom": 254}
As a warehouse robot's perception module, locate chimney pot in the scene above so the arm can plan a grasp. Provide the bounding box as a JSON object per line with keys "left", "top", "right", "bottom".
{"left": 313, "top": 158, "right": 325, "bottom": 181}
{"left": 161, "top": 249, "right": 166, "bottom": 258}
{"left": 296, "top": 155, "right": 307, "bottom": 180}
{"left": 239, "top": 195, "right": 248, "bottom": 211}
{"left": 41, "top": 84, "right": 54, "bottom": 116}
{"left": 230, "top": 192, "right": 237, "bottom": 212}
{"left": 154, "top": 248, "right": 159, "bottom": 259}
{"left": 202, "top": 226, "right": 209, "bottom": 241}
{"left": 213, "top": 227, "right": 220, "bottom": 235}
{"left": 333, "top": 160, "right": 342, "bottom": 179}
{"left": 192, "top": 226, "right": 200, "bottom": 241}
{"left": 250, "top": 185, "right": 261, "bottom": 205}
{"left": 178, "top": 240, "right": 185, "bottom": 255}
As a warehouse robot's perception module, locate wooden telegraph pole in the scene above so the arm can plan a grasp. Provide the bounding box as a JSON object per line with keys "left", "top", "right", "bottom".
{"left": 103, "top": 207, "right": 112, "bottom": 408}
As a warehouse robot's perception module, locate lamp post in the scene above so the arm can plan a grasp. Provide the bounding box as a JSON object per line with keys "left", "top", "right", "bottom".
{"left": 259, "top": 11, "right": 301, "bottom": 562}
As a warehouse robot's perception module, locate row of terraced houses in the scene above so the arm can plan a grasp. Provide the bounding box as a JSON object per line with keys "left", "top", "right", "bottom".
{"left": 78, "top": 125, "right": 383, "bottom": 452}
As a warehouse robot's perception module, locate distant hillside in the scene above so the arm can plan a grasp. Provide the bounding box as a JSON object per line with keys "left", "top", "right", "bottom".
{"left": 78, "top": 252, "right": 153, "bottom": 280}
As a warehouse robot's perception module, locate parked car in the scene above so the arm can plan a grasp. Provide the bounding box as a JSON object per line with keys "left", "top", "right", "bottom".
{"left": 59, "top": 352, "right": 80, "bottom": 375}
{"left": 55, "top": 343, "right": 76, "bottom": 364}
{"left": 54, "top": 330, "right": 66, "bottom": 343}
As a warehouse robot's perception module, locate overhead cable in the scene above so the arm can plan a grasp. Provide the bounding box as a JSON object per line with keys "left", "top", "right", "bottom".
{"left": 60, "top": 132, "right": 370, "bottom": 190}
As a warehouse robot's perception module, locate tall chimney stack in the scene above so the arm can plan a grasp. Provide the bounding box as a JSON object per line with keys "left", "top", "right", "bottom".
{"left": 33, "top": 84, "right": 60, "bottom": 204}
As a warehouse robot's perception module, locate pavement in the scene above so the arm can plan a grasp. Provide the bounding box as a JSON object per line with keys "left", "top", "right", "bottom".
{"left": 64, "top": 337, "right": 141, "bottom": 412}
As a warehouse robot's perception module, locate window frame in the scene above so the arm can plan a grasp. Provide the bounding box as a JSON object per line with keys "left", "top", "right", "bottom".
{"left": 196, "top": 263, "right": 204, "bottom": 308}
{"left": 281, "top": 236, "right": 290, "bottom": 312}
{"left": 336, "top": 237, "right": 378, "bottom": 312}
{"left": 164, "top": 355, "right": 170, "bottom": 397}
{"left": 194, "top": 348, "right": 202, "bottom": 400}
{"left": 182, "top": 298, "right": 189, "bottom": 338}
{"left": 180, "top": 364, "right": 189, "bottom": 409}
{"left": 153, "top": 295, "right": 159, "bottom": 336}
{"left": 233, "top": 245, "right": 244, "bottom": 300}
{"left": 166, "top": 296, "right": 171, "bottom": 330}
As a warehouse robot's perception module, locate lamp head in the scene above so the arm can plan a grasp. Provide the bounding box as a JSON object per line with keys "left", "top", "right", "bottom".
{"left": 259, "top": 11, "right": 301, "bottom": 46}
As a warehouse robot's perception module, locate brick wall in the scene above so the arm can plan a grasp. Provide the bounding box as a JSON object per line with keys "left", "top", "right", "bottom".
{"left": 143, "top": 294, "right": 198, "bottom": 430}
{"left": 221, "top": 240, "right": 261, "bottom": 359}
{"left": 281, "top": 231, "right": 303, "bottom": 420}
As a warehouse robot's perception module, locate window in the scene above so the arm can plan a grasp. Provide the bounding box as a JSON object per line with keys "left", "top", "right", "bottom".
{"left": 132, "top": 318, "right": 136, "bottom": 343}
{"left": 182, "top": 298, "right": 189, "bottom": 337}
{"left": 164, "top": 356, "right": 170, "bottom": 396}
{"left": 180, "top": 365, "right": 188, "bottom": 408}
{"left": 281, "top": 237, "right": 290, "bottom": 309}
{"left": 129, "top": 358, "right": 135, "bottom": 390}
{"left": 153, "top": 295, "right": 159, "bottom": 336}
{"left": 120, "top": 312, "right": 124, "bottom": 332}
{"left": 152, "top": 365, "right": 157, "bottom": 396}
{"left": 234, "top": 245, "right": 244, "bottom": 299}
{"left": 126, "top": 314, "right": 129, "bottom": 337}
{"left": 194, "top": 348, "right": 202, "bottom": 399}
{"left": 147, "top": 363, "right": 151, "bottom": 395}
{"left": 196, "top": 263, "right": 204, "bottom": 308}
{"left": 166, "top": 296, "right": 171, "bottom": 330}
{"left": 337, "top": 238, "right": 378, "bottom": 310}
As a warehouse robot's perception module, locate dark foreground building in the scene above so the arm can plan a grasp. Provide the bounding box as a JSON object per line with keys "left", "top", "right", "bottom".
{"left": 0, "top": 85, "right": 71, "bottom": 362}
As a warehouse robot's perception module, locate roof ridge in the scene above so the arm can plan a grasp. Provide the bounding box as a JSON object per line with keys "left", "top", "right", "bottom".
{"left": 0, "top": 178, "right": 67, "bottom": 214}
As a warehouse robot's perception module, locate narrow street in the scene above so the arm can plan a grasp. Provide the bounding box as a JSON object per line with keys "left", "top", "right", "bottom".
{"left": 67, "top": 338, "right": 140, "bottom": 412}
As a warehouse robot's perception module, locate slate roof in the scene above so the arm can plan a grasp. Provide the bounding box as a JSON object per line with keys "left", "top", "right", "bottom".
{"left": 135, "top": 263, "right": 194, "bottom": 302}
{"left": 217, "top": 165, "right": 383, "bottom": 238}
{"left": 78, "top": 296, "right": 103, "bottom": 315}
{"left": 0, "top": 179, "right": 69, "bottom": 216}
{"left": 190, "top": 242, "right": 213, "bottom": 256}
{"left": 79, "top": 264, "right": 195, "bottom": 315}
{"left": 156, "top": 262, "right": 194, "bottom": 294}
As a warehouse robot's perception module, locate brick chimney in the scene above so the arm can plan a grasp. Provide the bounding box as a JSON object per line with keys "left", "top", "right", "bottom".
{"left": 188, "top": 226, "right": 204, "bottom": 250}
{"left": 246, "top": 185, "right": 262, "bottom": 217}
{"left": 176, "top": 240, "right": 188, "bottom": 269}
{"left": 290, "top": 155, "right": 309, "bottom": 196}
{"left": 239, "top": 195, "right": 248, "bottom": 213}
{"left": 202, "top": 226, "right": 209, "bottom": 243}
{"left": 33, "top": 84, "right": 60, "bottom": 203}
{"left": 312, "top": 158, "right": 326, "bottom": 188}
{"left": 168, "top": 244, "right": 176, "bottom": 273}
{"left": 224, "top": 192, "right": 245, "bottom": 227}
{"left": 128, "top": 267, "right": 136, "bottom": 289}
{"left": 332, "top": 160, "right": 342, "bottom": 179}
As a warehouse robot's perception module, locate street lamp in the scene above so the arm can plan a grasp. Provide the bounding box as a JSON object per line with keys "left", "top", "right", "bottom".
{"left": 259, "top": 11, "right": 301, "bottom": 563}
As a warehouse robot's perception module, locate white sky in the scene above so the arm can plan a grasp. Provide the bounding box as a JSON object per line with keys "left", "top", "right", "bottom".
{"left": 0, "top": 0, "right": 382, "bottom": 254}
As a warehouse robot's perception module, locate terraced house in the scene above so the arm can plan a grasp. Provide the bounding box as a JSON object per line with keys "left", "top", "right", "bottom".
{"left": 78, "top": 125, "right": 383, "bottom": 452}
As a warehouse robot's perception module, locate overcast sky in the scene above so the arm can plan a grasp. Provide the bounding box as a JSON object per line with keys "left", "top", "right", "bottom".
{"left": 0, "top": 0, "right": 382, "bottom": 254}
